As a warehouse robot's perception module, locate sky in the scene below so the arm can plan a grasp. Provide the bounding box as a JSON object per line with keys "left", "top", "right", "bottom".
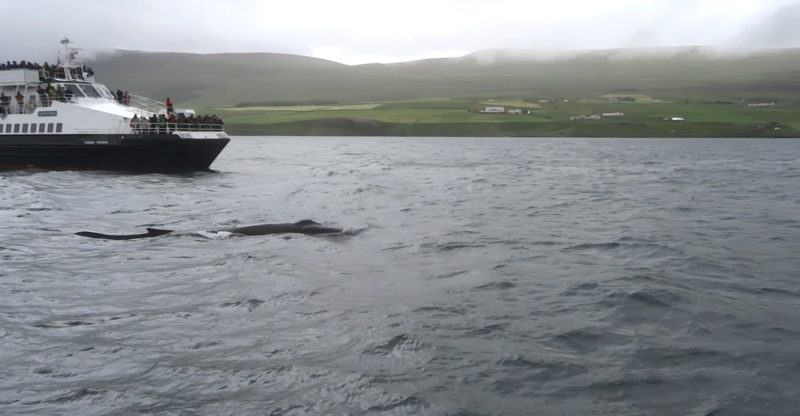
{"left": 2, "top": 0, "right": 800, "bottom": 65}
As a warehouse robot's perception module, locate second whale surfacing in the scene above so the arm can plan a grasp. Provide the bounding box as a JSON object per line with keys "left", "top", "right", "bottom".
{"left": 229, "top": 219, "right": 341, "bottom": 236}
{"left": 76, "top": 220, "right": 343, "bottom": 240}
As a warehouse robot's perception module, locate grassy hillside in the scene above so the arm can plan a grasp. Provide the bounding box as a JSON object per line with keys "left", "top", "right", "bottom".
{"left": 217, "top": 98, "right": 800, "bottom": 138}
{"left": 89, "top": 47, "right": 800, "bottom": 137}
{"left": 91, "top": 47, "right": 800, "bottom": 107}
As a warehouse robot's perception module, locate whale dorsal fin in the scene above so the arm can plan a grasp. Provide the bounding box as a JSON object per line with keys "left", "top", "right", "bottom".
{"left": 146, "top": 228, "right": 173, "bottom": 237}
{"left": 294, "top": 219, "right": 320, "bottom": 227}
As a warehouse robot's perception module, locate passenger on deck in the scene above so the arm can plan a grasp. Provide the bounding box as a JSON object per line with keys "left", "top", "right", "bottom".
{"left": 131, "top": 114, "right": 140, "bottom": 133}
{"left": 115, "top": 90, "right": 124, "bottom": 104}
{"left": 55, "top": 85, "right": 65, "bottom": 102}
{"left": 165, "top": 97, "right": 174, "bottom": 114}
{"left": 149, "top": 114, "right": 158, "bottom": 134}
{"left": 15, "top": 91, "right": 24, "bottom": 113}
{"left": 0, "top": 92, "right": 9, "bottom": 115}
{"left": 167, "top": 113, "right": 176, "bottom": 131}
{"left": 123, "top": 91, "right": 130, "bottom": 105}
{"left": 37, "top": 86, "right": 49, "bottom": 106}
{"left": 157, "top": 114, "right": 167, "bottom": 134}
{"left": 176, "top": 113, "right": 187, "bottom": 129}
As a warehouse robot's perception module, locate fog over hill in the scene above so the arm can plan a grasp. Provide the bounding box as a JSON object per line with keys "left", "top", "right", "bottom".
{"left": 734, "top": 3, "right": 800, "bottom": 48}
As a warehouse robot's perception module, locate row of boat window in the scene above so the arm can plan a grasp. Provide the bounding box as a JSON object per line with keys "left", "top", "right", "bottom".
{"left": 0, "top": 123, "right": 63, "bottom": 134}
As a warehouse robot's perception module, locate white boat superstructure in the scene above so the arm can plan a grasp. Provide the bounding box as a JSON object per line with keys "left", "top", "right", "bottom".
{"left": 0, "top": 39, "right": 229, "bottom": 171}
{"left": 0, "top": 38, "right": 226, "bottom": 138}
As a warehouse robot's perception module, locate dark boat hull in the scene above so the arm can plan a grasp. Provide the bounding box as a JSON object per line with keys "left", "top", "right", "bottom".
{"left": 0, "top": 134, "right": 229, "bottom": 172}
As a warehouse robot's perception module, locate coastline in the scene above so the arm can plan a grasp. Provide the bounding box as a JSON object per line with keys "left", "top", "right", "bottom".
{"left": 213, "top": 98, "right": 800, "bottom": 139}
{"left": 225, "top": 119, "right": 800, "bottom": 138}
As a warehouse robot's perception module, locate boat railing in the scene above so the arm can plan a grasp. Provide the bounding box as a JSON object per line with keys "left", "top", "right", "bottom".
{"left": 1, "top": 94, "right": 77, "bottom": 114}
{"left": 131, "top": 123, "right": 224, "bottom": 133}
{"left": 1, "top": 98, "right": 49, "bottom": 115}
{"left": 36, "top": 94, "right": 74, "bottom": 107}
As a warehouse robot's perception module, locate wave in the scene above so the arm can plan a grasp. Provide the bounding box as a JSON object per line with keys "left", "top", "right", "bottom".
{"left": 472, "top": 281, "right": 517, "bottom": 291}
{"left": 562, "top": 238, "right": 683, "bottom": 259}
{"left": 363, "top": 333, "right": 424, "bottom": 356}
{"left": 219, "top": 298, "right": 265, "bottom": 312}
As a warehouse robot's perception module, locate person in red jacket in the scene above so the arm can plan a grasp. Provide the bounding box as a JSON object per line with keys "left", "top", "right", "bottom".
{"left": 167, "top": 112, "right": 176, "bottom": 132}
{"left": 165, "top": 97, "right": 174, "bottom": 114}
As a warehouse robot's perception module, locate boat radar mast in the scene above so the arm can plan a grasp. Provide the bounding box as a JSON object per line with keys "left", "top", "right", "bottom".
{"left": 56, "top": 37, "right": 82, "bottom": 81}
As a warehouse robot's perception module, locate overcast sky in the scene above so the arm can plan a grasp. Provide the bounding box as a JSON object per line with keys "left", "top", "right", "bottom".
{"left": 2, "top": 0, "right": 799, "bottom": 64}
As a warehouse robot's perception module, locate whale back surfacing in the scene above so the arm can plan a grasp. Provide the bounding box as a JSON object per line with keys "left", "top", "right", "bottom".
{"left": 76, "top": 220, "right": 343, "bottom": 240}
{"left": 76, "top": 228, "right": 174, "bottom": 240}
{"left": 229, "top": 220, "right": 342, "bottom": 236}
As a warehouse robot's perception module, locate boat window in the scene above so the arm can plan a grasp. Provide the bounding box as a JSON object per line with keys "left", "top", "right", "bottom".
{"left": 47, "top": 123, "right": 54, "bottom": 133}
{"left": 96, "top": 84, "right": 114, "bottom": 99}
{"left": 30, "top": 123, "right": 37, "bottom": 133}
{"left": 65, "top": 85, "right": 84, "bottom": 98}
{"left": 39, "top": 123, "right": 45, "bottom": 132}
{"left": 14, "top": 124, "right": 20, "bottom": 133}
{"left": 77, "top": 85, "right": 100, "bottom": 98}
{"left": 5, "top": 124, "right": 10, "bottom": 133}
{"left": 56, "top": 123, "right": 63, "bottom": 133}
{"left": 0, "top": 124, "right": 3, "bottom": 133}
{"left": 22, "top": 124, "right": 28, "bottom": 133}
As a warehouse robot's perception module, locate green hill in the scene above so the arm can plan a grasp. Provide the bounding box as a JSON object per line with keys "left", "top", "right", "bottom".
{"left": 91, "top": 47, "right": 800, "bottom": 107}
{"left": 89, "top": 47, "right": 800, "bottom": 137}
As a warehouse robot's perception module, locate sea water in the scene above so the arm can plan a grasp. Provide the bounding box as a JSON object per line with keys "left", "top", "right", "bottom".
{"left": 1, "top": 137, "right": 799, "bottom": 415}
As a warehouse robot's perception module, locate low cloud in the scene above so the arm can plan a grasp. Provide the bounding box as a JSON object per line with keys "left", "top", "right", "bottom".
{"left": 733, "top": 3, "right": 800, "bottom": 48}
{"left": 1, "top": 0, "right": 798, "bottom": 65}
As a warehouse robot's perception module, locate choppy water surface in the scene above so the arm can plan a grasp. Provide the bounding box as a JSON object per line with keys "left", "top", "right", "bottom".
{"left": 2, "top": 137, "right": 800, "bottom": 415}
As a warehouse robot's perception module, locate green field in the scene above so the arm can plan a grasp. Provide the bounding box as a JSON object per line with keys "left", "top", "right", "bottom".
{"left": 223, "top": 104, "right": 381, "bottom": 112}
{"left": 213, "top": 98, "right": 800, "bottom": 137}
{"left": 479, "top": 99, "right": 542, "bottom": 109}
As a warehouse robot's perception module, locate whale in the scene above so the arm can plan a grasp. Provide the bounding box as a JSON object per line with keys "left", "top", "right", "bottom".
{"left": 76, "top": 219, "right": 343, "bottom": 240}
{"left": 76, "top": 228, "right": 173, "bottom": 240}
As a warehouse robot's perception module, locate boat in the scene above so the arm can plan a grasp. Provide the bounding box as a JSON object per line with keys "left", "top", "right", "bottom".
{"left": 0, "top": 38, "right": 230, "bottom": 172}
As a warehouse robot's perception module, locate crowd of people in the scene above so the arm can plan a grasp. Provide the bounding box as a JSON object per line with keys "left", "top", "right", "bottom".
{"left": 0, "top": 61, "right": 94, "bottom": 80}
{"left": 0, "top": 83, "right": 78, "bottom": 115}
{"left": 37, "top": 84, "right": 75, "bottom": 105}
{"left": 1, "top": 69, "right": 226, "bottom": 131}
{"left": 0, "top": 60, "right": 43, "bottom": 71}
{"left": 114, "top": 89, "right": 131, "bottom": 105}
{"left": 131, "top": 107, "right": 224, "bottom": 134}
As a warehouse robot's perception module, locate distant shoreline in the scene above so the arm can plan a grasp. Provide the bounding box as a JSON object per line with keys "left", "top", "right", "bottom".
{"left": 213, "top": 97, "right": 800, "bottom": 139}
{"left": 224, "top": 120, "right": 799, "bottom": 138}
